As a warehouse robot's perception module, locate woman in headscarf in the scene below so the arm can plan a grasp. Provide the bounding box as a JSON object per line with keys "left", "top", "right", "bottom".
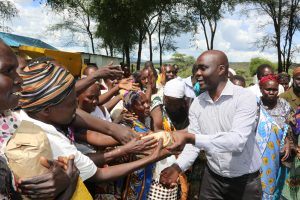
{"left": 0, "top": 40, "right": 78, "bottom": 199}
{"left": 257, "top": 74, "right": 292, "bottom": 199}
{"left": 121, "top": 91, "right": 155, "bottom": 200}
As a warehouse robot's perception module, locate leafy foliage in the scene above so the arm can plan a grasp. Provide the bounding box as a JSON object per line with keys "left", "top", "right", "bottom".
{"left": 249, "top": 57, "right": 277, "bottom": 76}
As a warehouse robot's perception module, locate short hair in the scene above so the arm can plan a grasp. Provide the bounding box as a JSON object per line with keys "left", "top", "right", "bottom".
{"left": 83, "top": 64, "right": 98, "bottom": 76}
{"left": 230, "top": 75, "right": 245, "bottom": 83}
{"left": 192, "top": 64, "right": 201, "bottom": 75}
{"left": 257, "top": 64, "right": 274, "bottom": 79}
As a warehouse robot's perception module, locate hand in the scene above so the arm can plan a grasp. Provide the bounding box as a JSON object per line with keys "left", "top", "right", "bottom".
{"left": 166, "top": 130, "right": 192, "bottom": 155}
{"left": 281, "top": 140, "right": 291, "bottom": 162}
{"left": 159, "top": 164, "right": 182, "bottom": 188}
{"left": 149, "top": 139, "right": 171, "bottom": 162}
{"left": 122, "top": 137, "right": 157, "bottom": 155}
{"left": 93, "top": 61, "right": 123, "bottom": 80}
{"left": 120, "top": 111, "right": 138, "bottom": 124}
{"left": 118, "top": 78, "right": 140, "bottom": 91}
{"left": 18, "top": 157, "right": 70, "bottom": 199}
{"left": 112, "top": 125, "right": 139, "bottom": 144}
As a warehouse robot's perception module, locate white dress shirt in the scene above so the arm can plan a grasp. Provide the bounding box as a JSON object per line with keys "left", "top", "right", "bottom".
{"left": 16, "top": 110, "right": 98, "bottom": 181}
{"left": 175, "top": 81, "right": 261, "bottom": 178}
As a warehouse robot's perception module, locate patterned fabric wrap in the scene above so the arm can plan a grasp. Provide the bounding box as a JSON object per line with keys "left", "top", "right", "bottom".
{"left": 256, "top": 105, "right": 288, "bottom": 200}
{"left": 162, "top": 106, "right": 176, "bottom": 132}
{"left": 19, "top": 62, "right": 75, "bottom": 113}
{"left": 125, "top": 120, "right": 153, "bottom": 200}
{"left": 281, "top": 105, "right": 300, "bottom": 200}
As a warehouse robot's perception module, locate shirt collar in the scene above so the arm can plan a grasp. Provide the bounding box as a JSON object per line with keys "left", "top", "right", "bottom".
{"left": 201, "top": 80, "right": 234, "bottom": 103}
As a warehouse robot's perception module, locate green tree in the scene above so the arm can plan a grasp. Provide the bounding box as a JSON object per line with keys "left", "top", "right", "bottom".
{"left": 0, "top": 0, "right": 18, "bottom": 32}
{"left": 185, "top": 0, "right": 237, "bottom": 50}
{"left": 170, "top": 52, "right": 195, "bottom": 70}
{"left": 243, "top": 0, "right": 300, "bottom": 73}
{"left": 156, "top": 2, "right": 192, "bottom": 67}
{"left": 249, "top": 57, "right": 277, "bottom": 76}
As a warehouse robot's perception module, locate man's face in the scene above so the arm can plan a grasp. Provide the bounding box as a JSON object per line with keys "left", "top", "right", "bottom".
{"left": 165, "top": 66, "right": 176, "bottom": 82}
{"left": 260, "top": 80, "right": 279, "bottom": 102}
{"left": 47, "top": 88, "right": 77, "bottom": 125}
{"left": 195, "top": 54, "right": 223, "bottom": 91}
{"left": 78, "top": 84, "right": 100, "bottom": 113}
{"left": 293, "top": 74, "right": 300, "bottom": 92}
{"left": 164, "top": 96, "right": 185, "bottom": 114}
{"left": 0, "top": 49, "right": 23, "bottom": 112}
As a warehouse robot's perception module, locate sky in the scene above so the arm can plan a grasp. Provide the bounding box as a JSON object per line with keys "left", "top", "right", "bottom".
{"left": 4, "top": 0, "right": 300, "bottom": 63}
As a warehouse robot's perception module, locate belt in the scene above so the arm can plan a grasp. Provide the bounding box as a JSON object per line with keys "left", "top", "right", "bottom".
{"left": 206, "top": 166, "right": 260, "bottom": 183}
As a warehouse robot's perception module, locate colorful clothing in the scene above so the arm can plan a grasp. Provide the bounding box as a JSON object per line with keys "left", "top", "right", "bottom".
{"left": 0, "top": 110, "right": 20, "bottom": 157}
{"left": 150, "top": 88, "right": 163, "bottom": 112}
{"left": 256, "top": 104, "right": 288, "bottom": 200}
{"left": 281, "top": 105, "right": 300, "bottom": 200}
{"left": 124, "top": 120, "right": 153, "bottom": 200}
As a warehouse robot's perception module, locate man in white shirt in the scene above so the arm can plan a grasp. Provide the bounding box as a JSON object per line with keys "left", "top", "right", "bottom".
{"left": 160, "top": 50, "right": 262, "bottom": 200}
{"left": 248, "top": 64, "right": 284, "bottom": 96}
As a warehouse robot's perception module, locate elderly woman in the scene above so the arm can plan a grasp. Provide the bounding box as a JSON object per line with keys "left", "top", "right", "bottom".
{"left": 257, "top": 74, "right": 292, "bottom": 199}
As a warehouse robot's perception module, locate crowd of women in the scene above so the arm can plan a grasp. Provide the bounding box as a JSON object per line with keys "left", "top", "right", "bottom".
{"left": 0, "top": 38, "right": 300, "bottom": 200}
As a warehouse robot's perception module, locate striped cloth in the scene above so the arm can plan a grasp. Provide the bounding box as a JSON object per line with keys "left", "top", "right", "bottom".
{"left": 19, "top": 62, "right": 75, "bottom": 113}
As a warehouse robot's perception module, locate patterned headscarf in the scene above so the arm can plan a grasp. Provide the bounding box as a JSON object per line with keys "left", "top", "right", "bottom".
{"left": 123, "top": 91, "right": 143, "bottom": 110}
{"left": 19, "top": 62, "right": 75, "bottom": 113}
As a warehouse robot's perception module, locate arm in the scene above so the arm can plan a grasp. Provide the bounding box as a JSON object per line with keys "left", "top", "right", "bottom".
{"left": 75, "top": 75, "right": 98, "bottom": 96}
{"left": 72, "top": 108, "right": 137, "bottom": 144}
{"left": 75, "top": 64, "right": 123, "bottom": 96}
{"left": 151, "top": 105, "right": 163, "bottom": 131}
{"left": 99, "top": 85, "right": 119, "bottom": 105}
{"left": 89, "top": 139, "right": 169, "bottom": 182}
{"left": 87, "top": 137, "right": 157, "bottom": 166}
{"left": 104, "top": 94, "right": 122, "bottom": 112}
{"left": 76, "top": 130, "right": 119, "bottom": 147}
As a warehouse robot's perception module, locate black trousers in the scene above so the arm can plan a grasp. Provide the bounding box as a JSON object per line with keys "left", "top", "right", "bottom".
{"left": 199, "top": 166, "right": 262, "bottom": 200}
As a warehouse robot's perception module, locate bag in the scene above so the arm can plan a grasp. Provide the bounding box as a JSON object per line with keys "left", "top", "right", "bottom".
{"left": 5, "top": 120, "right": 92, "bottom": 200}
{"left": 5, "top": 120, "right": 52, "bottom": 179}
{"left": 147, "top": 180, "right": 178, "bottom": 200}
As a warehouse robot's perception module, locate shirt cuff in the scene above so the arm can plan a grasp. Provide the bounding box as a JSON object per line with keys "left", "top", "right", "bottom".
{"left": 195, "top": 134, "right": 212, "bottom": 152}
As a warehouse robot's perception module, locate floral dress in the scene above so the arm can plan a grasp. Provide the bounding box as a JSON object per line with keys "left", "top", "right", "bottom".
{"left": 0, "top": 110, "right": 21, "bottom": 200}
{"left": 0, "top": 110, "right": 20, "bottom": 158}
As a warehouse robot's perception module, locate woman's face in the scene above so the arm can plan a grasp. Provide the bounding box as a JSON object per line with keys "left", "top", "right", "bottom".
{"left": 131, "top": 93, "right": 150, "bottom": 118}
{"left": 140, "top": 69, "right": 149, "bottom": 88}
{"left": 0, "top": 50, "right": 23, "bottom": 112}
{"left": 78, "top": 84, "right": 100, "bottom": 113}
{"left": 260, "top": 80, "right": 279, "bottom": 102}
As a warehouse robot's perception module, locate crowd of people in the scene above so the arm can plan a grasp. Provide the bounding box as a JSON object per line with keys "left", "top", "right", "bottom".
{"left": 0, "top": 38, "right": 300, "bottom": 200}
